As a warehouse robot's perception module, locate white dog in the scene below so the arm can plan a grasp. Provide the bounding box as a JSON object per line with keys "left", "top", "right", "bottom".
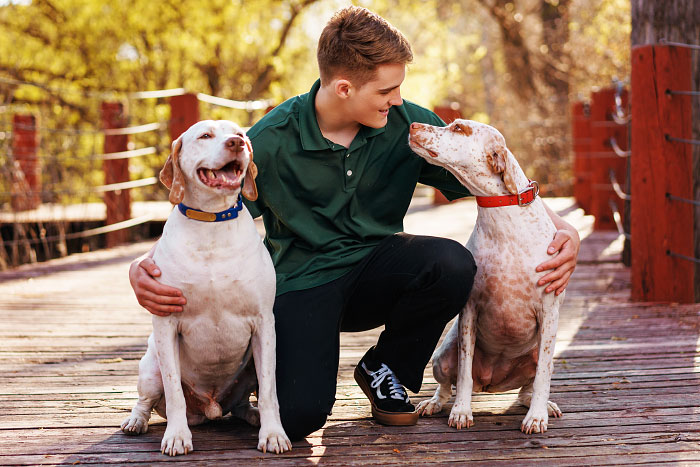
{"left": 121, "top": 120, "right": 291, "bottom": 455}
{"left": 408, "top": 119, "right": 564, "bottom": 434}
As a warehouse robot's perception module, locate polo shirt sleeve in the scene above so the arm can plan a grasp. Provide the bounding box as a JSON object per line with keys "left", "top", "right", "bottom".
{"left": 414, "top": 111, "right": 472, "bottom": 201}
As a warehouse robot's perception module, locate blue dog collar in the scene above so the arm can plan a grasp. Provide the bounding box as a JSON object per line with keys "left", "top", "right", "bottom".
{"left": 177, "top": 195, "right": 243, "bottom": 222}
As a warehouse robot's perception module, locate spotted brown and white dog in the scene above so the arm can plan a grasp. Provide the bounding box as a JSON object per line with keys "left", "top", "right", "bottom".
{"left": 408, "top": 119, "right": 564, "bottom": 434}
{"left": 121, "top": 120, "right": 290, "bottom": 455}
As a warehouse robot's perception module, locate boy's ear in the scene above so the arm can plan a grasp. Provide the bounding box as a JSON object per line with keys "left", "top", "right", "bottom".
{"left": 334, "top": 79, "right": 352, "bottom": 99}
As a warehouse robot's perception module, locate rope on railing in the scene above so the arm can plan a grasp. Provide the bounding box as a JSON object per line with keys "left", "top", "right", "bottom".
{"left": 612, "top": 79, "right": 631, "bottom": 125}
{"left": 92, "top": 177, "right": 158, "bottom": 193}
{"left": 666, "top": 89, "right": 700, "bottom": 96}
{"left": 130, "top": 88, "right": 186, "bottom": 99}
{"left": 103, "top": 122, "right": 165, "bottom": 136}
{"left": 666, "top": 192, "right": 700, "bottom": 207}
{"left": 196, "top": 92, "right": 271, "bottom": 111}
{"left": 608, "top": 199, "right": 630, "bottom": 240}
{"left": 667, "top": 250, "right": 700, "bottom": 264}
{"left": 609, "top": 169, "right": 631, "bottom": 201}
{"left": 0, "top": 214, "right": 155, "bottom": 247}
{"left": 609, "top": 137, "right": 631, "bottom": 157}
{"left": 0, "top": 176, "right": 158, "bottom": 198}
{"left": 659, "top": 38, "right": 700, "bottom": 51}
{"left": 96, "top": 146, "right": 157, "bottom": 161}
{"left": 665, "top": 134, "right": 700, "bottom": 145}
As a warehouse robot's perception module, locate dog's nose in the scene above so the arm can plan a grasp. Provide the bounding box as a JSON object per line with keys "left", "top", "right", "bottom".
{"left": 225, "top": 135, "right": 245, "bottom": 152}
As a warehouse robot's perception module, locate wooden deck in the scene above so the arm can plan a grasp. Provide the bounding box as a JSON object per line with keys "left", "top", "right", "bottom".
{"left": 2, "top": 198, "right": 700, "bottom": 466}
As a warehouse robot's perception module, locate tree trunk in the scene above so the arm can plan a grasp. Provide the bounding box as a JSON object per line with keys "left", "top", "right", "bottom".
{"left": 631, "top": 0, "right": 700, "bottom": 301}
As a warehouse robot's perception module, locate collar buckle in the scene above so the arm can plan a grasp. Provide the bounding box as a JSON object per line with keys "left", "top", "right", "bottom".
{"left": 517, "top": 181, "right": 539, "bottom": 207}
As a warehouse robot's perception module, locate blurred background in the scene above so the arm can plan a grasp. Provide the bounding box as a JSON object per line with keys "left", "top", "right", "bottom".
{"left": 0, "top": 0, "right": 631, "bottom": 199}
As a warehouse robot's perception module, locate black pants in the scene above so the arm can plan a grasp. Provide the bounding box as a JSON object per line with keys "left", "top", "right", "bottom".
{"left": 273, "top": 233, "right": 477, "bottom": 440}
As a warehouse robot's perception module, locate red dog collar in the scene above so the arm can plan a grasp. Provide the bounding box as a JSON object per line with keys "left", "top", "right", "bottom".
{"left": 476, "top": 180, "right": 540, "bottom": 208}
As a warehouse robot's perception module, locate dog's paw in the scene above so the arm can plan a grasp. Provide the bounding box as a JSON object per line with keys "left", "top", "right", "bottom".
{"left": 447, "top": 402, "right": 474, "bottom": 429}
{"left": 416, "top": 397, "right": 444, "bottom": 416}
{"left": 547, "top": 400, "right": 562, "bottom": 418}
{"left": 161, "top": 425, "right": 193, "bottom": 456}
{"left": 521, "top": 406, "right": 549, "bottom": 434}
{"left": 121, "top": 414, "right": 148, "bottom": 435}
{"left": 257, "top": 427, "right": 292, "bottom": 454}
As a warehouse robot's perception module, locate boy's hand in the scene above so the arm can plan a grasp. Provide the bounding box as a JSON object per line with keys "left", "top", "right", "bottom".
{"left": 129, "top": 257, "right": 186, "bottom": 316}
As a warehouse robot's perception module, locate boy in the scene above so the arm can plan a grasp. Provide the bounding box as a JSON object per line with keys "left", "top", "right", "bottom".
{"left": 130, "top": 6, "right": 580, "bottom": 441}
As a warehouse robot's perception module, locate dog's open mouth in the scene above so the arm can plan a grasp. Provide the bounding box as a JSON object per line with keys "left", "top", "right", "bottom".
{"left": 197, "top": 160, "right": 244, "bottom": 189}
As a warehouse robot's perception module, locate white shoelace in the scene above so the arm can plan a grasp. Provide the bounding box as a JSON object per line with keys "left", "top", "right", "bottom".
{"left": 363, "top": 363, "right": 408, "bottom": 401}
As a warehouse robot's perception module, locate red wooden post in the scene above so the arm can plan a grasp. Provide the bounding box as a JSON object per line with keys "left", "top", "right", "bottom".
{"left": 432, "top": 106, "right": 463, "bottom": 205}
{"left": 589, "top": 88, "right": 629, "bottom": 230}
{"left": 11, "top": 114, "right": 41, "bottom": 211}
{"left": 631, "top": 45, "right": 694, "bottom": 303}
{"left": 101, "top": 102, "right": 131, "bottom": 247}
{"left": 571, "top": 102, "right": 592, "bottom": 213}
{"left": 169, "top": 93, "right": 200, "bottom": 142}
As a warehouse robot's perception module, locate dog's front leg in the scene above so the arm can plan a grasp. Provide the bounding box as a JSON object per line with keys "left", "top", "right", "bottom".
{"left": 521, "top": 299, "right": 561, "bottom": 434}
{"left": 153, "top": 317, "right": 193, "bottom": 456}
{"left": 252, "top": 313, "right": 292, "bottom": 454}
{"left": 449, "top": 302, "right": 477, "bottom": 429}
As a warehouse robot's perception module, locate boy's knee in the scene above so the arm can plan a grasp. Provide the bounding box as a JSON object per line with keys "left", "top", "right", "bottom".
{"left": 280, "top": 403, "right": 329, "bottom": 441}
{"left": 429, "top": 238, "right": 477, "bottom": 309}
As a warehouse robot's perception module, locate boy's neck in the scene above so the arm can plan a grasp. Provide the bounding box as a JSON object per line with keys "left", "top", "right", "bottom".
{"left": 315, "top": 84, "right": 360, "bottom": 148}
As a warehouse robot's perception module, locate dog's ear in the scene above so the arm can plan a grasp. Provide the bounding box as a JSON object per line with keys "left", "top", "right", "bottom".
{"left": 486, "top": 146, "right": 519, "bottom": 195}
{"left": 241, "top": 137, "right": 258, "bottom": 201}
{"left": 160, "top": 136, "right": 185, "bottom": 204}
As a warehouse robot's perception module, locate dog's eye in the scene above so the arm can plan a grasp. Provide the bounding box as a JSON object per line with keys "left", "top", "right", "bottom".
{"left": 198, "top": 133, "right": 212, "bottom": 139}
{"left": 452, "top": 125, "right": 462, "bottom": 132}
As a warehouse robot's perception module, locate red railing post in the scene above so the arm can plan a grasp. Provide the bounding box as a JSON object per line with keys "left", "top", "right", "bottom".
{"left": 571, "top": 102, "right": 592, "bottom": 213}
{"left": 11, "top": 114, "right": 41, "bottom": 211}
{"left": 169, "top": 93, "right": 200, "bottom": 142}
{"left": 589, "top": 88, "right": 629, "bottom": 230}
{"left": 432, "top": 105, "right": 463, "bottom": 205}
{"left": 100, "top": 101, "right": 130, "bottom": 247}
{"left": 631, "top": 44, "right": 694, "bottom": 303}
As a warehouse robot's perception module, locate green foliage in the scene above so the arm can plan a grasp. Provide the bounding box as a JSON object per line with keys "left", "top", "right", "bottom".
{"left": 0, "top": 0, "right": 631, "bottom": 206}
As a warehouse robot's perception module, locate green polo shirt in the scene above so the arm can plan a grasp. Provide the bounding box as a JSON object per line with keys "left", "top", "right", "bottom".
{"left": 244, "top": 79, "right": 471, "bottom": 296}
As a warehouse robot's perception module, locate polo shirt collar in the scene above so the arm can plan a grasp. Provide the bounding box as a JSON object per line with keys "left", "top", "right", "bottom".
{"left": 299, "top": 79, "right": 386, "bottom": 152}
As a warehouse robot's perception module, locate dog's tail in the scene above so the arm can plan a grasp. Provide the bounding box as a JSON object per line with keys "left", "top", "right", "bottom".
{"left": 205, "top": 400, "right": 223, "bottom": 420}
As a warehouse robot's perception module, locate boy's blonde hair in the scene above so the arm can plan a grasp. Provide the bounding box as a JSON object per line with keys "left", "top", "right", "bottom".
{"left": 317, "top": 6, "right": 413, "bottom": 87}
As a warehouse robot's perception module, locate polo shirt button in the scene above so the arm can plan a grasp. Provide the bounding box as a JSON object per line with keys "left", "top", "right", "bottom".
{"left": 346, "top": 170, "right": 353, "bottom": 176}
{"left": 346, "top": 153, "right": 350, "bottom": 158}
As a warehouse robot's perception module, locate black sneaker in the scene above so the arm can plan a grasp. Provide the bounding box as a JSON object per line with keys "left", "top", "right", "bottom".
{"left": 353, "top": 349, "right": 419, "bottom": 426}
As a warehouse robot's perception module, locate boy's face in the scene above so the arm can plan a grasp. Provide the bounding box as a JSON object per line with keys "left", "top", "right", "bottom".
{"left": 347, "top": 63, "right": 405, "bottom": 128}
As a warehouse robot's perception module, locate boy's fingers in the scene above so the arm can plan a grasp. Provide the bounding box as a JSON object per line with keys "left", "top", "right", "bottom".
{"left": 140, "top": 258, "right": 161, "bottom": 277}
